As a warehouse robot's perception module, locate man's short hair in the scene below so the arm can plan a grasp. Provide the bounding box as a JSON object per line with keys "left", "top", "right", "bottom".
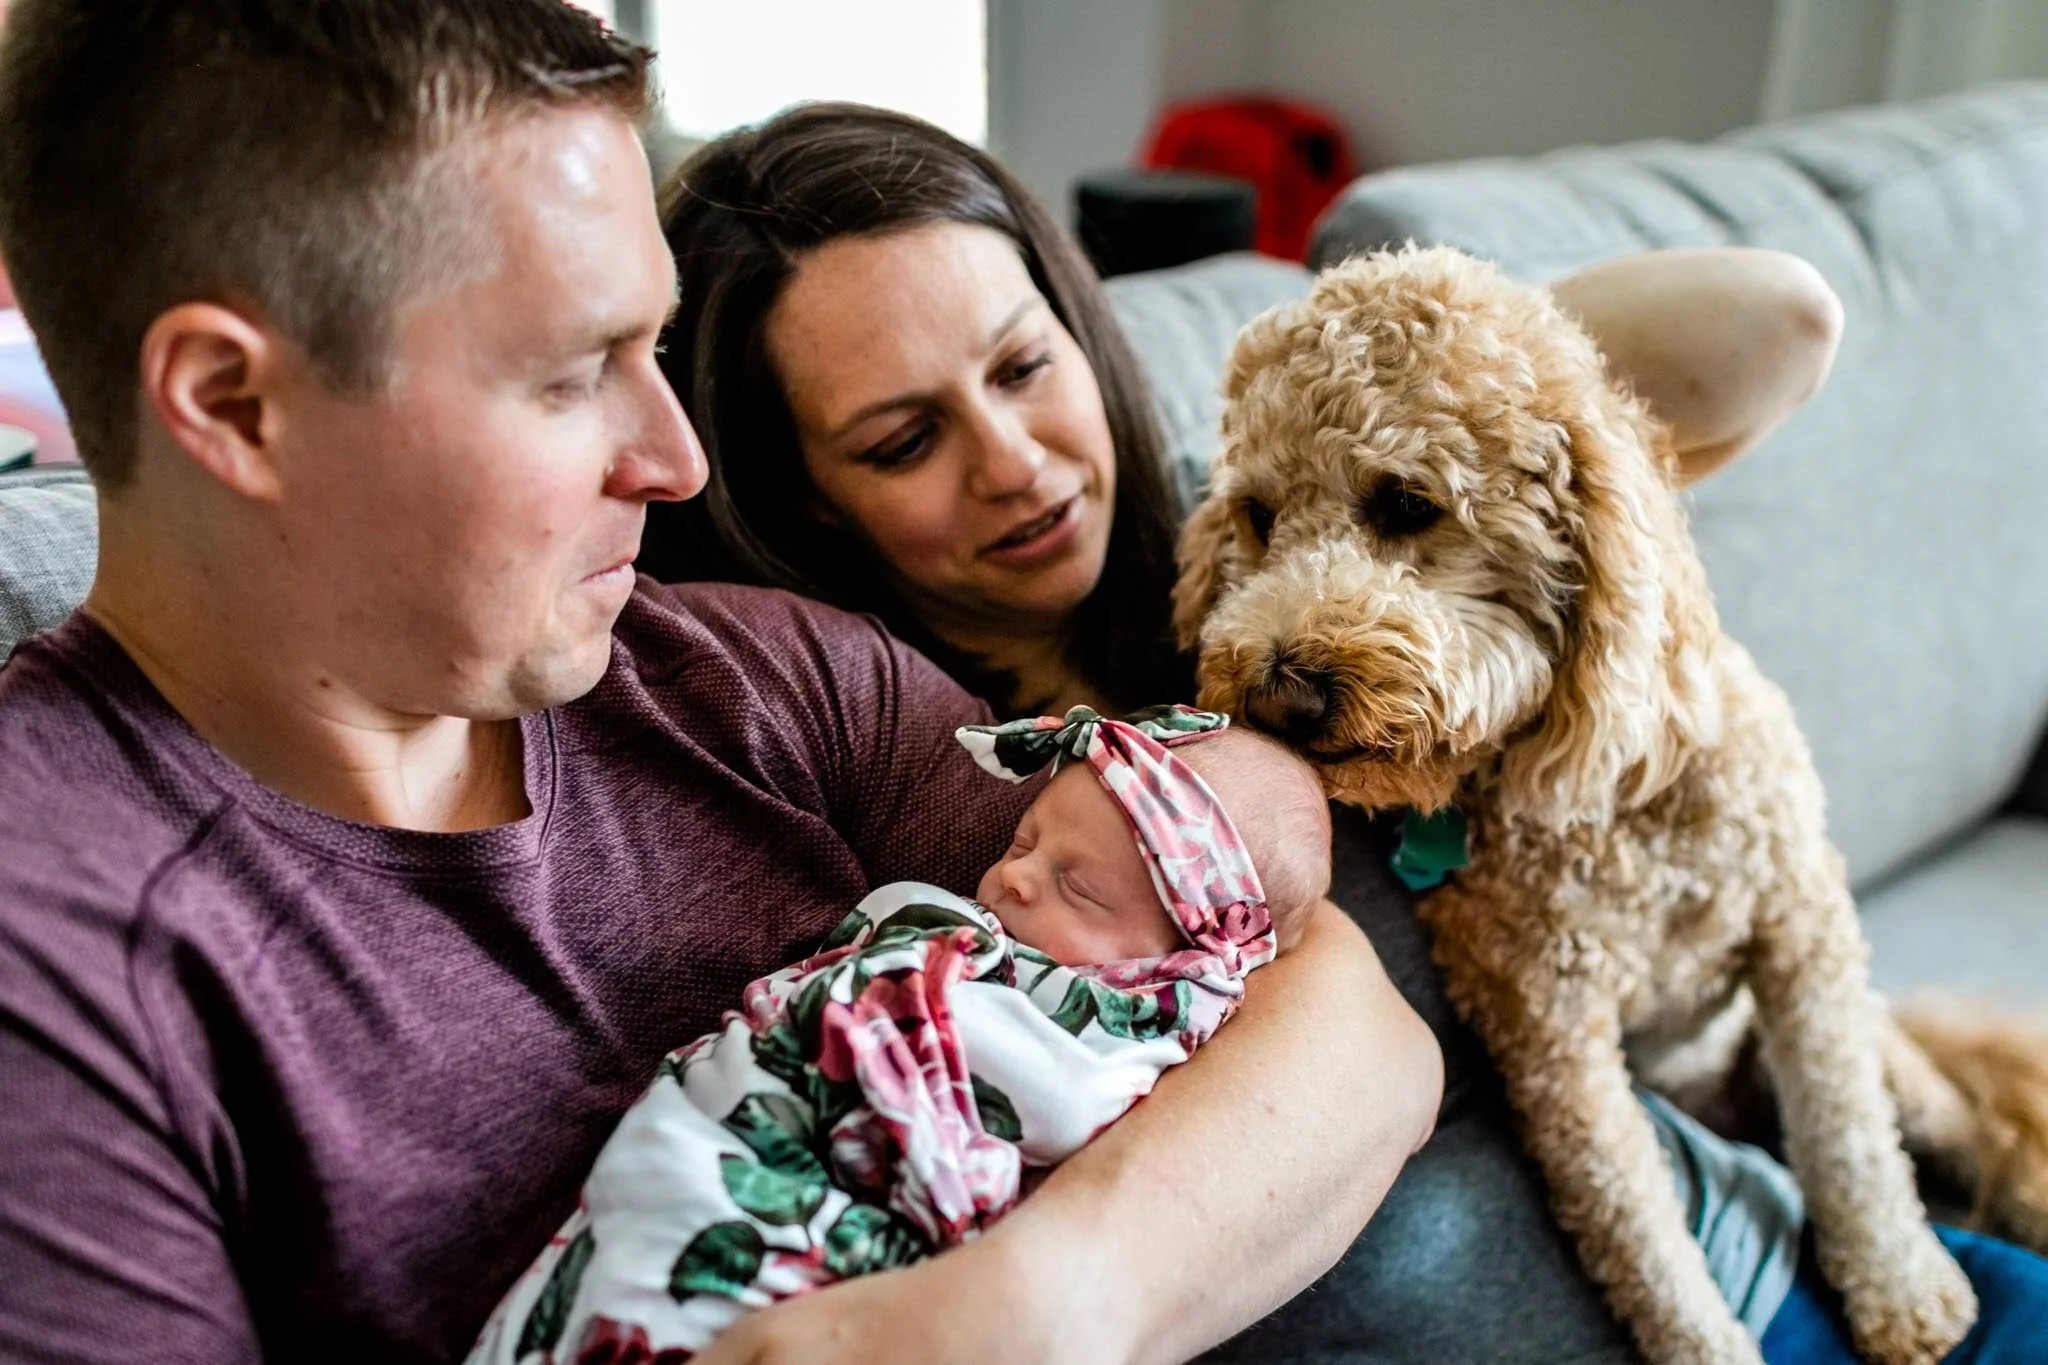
{"left": 0, "top": 0, "right": 652, "bottom": 484}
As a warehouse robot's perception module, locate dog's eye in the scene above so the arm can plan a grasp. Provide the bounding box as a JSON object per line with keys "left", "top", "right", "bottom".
{"left": 1241, "top": 497, "right": 1276, "bottom": 546}
{"left": 1357, "top": 479, "right": 1444, "bottom": 538}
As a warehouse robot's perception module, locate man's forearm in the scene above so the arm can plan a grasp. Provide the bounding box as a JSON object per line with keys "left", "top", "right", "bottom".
{"left": 979, "top": 900, "right": 1444, "bottom": 1365}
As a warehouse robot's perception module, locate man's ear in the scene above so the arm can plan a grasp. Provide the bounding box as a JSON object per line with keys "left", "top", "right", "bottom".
{"left": 138, "top": 302, "right": 288, "bottom": 502}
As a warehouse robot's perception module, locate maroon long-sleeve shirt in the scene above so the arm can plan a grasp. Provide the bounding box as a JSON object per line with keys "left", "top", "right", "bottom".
{"left": 0, "top": 581, "right": 1034, "bottom": 1364}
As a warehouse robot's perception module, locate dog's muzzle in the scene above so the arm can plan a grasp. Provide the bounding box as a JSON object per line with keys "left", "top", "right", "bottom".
{"left": 1242, "top": 664, "right": 1331, "bottom": 745}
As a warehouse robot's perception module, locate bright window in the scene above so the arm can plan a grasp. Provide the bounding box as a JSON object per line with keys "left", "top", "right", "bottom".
{"left": 648, "top": 0, "right": 986, "bottom": 145}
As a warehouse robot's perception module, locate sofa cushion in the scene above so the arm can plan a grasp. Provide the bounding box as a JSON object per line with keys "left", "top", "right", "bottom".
{"left": 1311, "top": 83, "right": 2048, "bottom": 892}
{"left": 1105, "top": 252, "right": 1311, "bottom": 515}
{"left": 0, "top": 464, "right": 95, "bottom": 661}
{"left": 1860, "top": 816, "right": 2048, "bottom": 1008}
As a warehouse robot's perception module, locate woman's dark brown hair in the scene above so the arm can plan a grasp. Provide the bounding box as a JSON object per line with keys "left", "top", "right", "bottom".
{"left": 639, "top": 102, "right": 1189, "bottom": 712}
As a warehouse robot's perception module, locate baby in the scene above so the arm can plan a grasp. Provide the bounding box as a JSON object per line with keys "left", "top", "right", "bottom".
{"left": 471, "top": 706, "right": 1329, "bottom": 1364}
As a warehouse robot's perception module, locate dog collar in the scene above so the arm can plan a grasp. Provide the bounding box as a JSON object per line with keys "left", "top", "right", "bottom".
{"left": 1391, "top": 807, "right": 1470, "bottom": 891}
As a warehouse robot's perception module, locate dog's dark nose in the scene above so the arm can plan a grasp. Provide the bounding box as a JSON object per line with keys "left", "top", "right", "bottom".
{"left": 1244, "top": 670, "right": 1333, "bottom": 745}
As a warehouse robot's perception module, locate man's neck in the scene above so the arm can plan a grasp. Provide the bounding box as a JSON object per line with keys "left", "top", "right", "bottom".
{"left": 84, "top": 584, "right": 530, "bottom": 834}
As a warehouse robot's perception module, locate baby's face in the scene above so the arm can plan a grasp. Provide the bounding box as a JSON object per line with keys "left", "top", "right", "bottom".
{"left": 976, "top": 766, "right": 1183, "bottom": 965}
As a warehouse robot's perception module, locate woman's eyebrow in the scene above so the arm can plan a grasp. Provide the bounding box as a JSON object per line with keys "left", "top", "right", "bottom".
{"left": 824, "top": 295, "right": 1046, "bottom": 439}
{"left": 985, "top": 295, "right": 1041, "bottom": 348}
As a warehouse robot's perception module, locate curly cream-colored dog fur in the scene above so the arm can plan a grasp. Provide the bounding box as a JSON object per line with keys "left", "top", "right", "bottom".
{"left": 1175, "top": 245, "right": 2048, "bottom": 1363}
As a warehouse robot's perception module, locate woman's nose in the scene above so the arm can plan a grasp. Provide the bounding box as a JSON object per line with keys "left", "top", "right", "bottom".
{"left": 965, "top": 406, "right": 1046, "bottom": 501}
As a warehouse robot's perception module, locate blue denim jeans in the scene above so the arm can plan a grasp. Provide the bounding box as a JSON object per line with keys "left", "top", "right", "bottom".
{"left": 1762, "top": 1226, "right": 2048, "bottom": 1363}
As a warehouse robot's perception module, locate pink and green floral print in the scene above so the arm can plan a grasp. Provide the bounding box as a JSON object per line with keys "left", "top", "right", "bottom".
{"left": 467, "top": 882, "right": 1245, "bottom": 1364}
{"left": 956, "top": 704, "right": 1278, "bottom": 978}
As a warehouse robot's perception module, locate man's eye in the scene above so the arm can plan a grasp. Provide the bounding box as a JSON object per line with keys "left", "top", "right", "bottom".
{"left": 543, "top": 364, "right": 605, "bottom": 404}
{"left": 1357, "top": 477, "right": 1443, "bottom": 538}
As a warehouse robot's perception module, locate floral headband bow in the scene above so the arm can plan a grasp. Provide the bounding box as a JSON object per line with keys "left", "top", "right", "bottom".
{"left": 955, "top": 705, "right": 1276, "bottom": 974}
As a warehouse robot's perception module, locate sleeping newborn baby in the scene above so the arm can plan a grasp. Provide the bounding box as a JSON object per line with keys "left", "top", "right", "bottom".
{"left": 470, "top": 706, "right": 1330, "bottom": 1364}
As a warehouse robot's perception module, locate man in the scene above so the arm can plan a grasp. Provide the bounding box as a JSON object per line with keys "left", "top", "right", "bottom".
{"left": 0, "top": 4, "right": 1441, "bottom": 1362}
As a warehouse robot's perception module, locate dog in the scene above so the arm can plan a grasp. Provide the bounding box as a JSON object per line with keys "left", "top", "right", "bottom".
{"left": 1174, "top": 245, "right": 2048, "bottom": 1363}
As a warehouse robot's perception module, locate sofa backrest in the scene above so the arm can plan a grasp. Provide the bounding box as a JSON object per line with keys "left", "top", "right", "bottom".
{"left": 1312, "top": 82, "right": 2048, "bottom": 891}
{"left": 0, "top": 464, "right": 95, "bottom": 662}
{"left": 1105, "top": 252, "right": 1314, "bottom": 515}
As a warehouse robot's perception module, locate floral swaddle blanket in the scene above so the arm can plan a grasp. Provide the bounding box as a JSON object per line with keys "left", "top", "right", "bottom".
{"left": 469, "top": 706, "right": 1273, "bottom": 1363}
{"left": 469, "top": 884, "right": 1245, "bottom": 1363}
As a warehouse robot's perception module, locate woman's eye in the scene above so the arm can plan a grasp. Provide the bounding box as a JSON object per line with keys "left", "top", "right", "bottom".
{"left": 1241, "top": 497, "right": 1276, "bottom": 546}
{"left": 1357, "top": 478, "right": 1443, "bottom": 538}
{"left": 999, "top": 352, "right": 1053, "bottom": 386}
{"left": 861, "top": 422, "right": 935, "bottom": 470}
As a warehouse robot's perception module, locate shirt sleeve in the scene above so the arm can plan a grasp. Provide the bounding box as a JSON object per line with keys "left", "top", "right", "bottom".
{"left": 624, "top": 581, "right": 1042, "bottom": 913}
{"left": 0, "top": 1011, "right": 259, "bottom": 1364}
{"left": 801, "top": 604, "right": 1043, "bottom": 898}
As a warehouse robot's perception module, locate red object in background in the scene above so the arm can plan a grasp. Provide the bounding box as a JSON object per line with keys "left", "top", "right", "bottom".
{"left": 1141, "top": 96, "right": 1358, "bottom": 262}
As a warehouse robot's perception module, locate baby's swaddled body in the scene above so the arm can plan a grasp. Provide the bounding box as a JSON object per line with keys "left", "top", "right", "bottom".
{"left": 468, "top": 707, "right": 1327, "bottom": 1363}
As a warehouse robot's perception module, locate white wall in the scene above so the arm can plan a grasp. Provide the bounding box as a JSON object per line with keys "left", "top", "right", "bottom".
{"left": 1192, "top": 0, "right": 1775, "bottom": 168}
{"left": 992, "top": 0, "right": 1776, "bottom": 226}
{"left": 1760, "top": 0, "right": 2048, "bottom": 121}
{"left": 987, "top": 0, "right": 1167, "bottom": 221}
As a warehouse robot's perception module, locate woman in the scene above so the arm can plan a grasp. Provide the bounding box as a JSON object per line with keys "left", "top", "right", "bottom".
{"left": 642, "top": 103, "right": 2048, "bottom": 1363}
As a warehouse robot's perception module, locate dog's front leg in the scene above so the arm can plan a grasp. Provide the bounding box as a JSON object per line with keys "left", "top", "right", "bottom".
{"left": 1431, "top": 911, "right": 1761, "bottom": 1364}
{"left": 1748, "top": 863, "right": 1976, "bottom": 1364}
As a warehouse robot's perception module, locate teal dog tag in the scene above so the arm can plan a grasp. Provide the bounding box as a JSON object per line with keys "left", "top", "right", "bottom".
{"left": 1390, "top": 808, "right": 1470, "bottom": 891}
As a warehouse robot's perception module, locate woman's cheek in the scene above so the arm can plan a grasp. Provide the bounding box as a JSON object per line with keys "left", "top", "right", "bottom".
{"left": 881, "top": 475, "right": 974, "bottom": 568}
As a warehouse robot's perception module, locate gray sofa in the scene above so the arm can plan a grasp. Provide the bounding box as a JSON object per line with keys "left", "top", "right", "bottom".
{"left": 3, "top": 82, "right": 2045, "bottom": 1363}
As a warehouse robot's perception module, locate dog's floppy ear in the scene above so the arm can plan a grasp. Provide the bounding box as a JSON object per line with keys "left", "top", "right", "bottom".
{"left": 1175, "top": 298, "right": 1305, "bottom": 652}
{"left": 1494, "top": 390, "right": 1719, "bottom": 827}
{"left": 1172, "top": 488, "right": 1240, "bottom": 651}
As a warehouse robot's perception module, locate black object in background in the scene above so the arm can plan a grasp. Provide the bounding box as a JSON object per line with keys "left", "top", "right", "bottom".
{"left": 1072, "top": 169, "right": 1257, "bottom": 278}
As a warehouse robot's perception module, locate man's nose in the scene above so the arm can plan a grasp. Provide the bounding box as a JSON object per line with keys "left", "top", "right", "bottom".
{"left": 609, "top": 376, "right": 708, "bottom": 503}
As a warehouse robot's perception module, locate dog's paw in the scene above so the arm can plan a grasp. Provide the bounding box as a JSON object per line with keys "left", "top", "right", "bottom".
{"left": 1984, "top": 1114, "right": 2048, "bottom": 1251}
{"left": 1639, "top": 1318, "right": 1761, "bottom": 1365}
{"left": 1842, "top": 1238, "right": 1977, "bottom": 1365}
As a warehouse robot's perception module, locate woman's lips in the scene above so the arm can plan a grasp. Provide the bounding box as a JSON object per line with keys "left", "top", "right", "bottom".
{"left": 982, "top": 496, "right": 1082, "bottom": 565}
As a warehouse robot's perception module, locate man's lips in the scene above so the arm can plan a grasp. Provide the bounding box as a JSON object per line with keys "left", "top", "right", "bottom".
{"left": 581, "top": 553, "right": 640, "bottom": 584}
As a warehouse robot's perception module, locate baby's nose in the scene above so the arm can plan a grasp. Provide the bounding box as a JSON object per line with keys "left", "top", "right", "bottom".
{"left": 1000, "top": 856, "right": 1039, "bottom": 904}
